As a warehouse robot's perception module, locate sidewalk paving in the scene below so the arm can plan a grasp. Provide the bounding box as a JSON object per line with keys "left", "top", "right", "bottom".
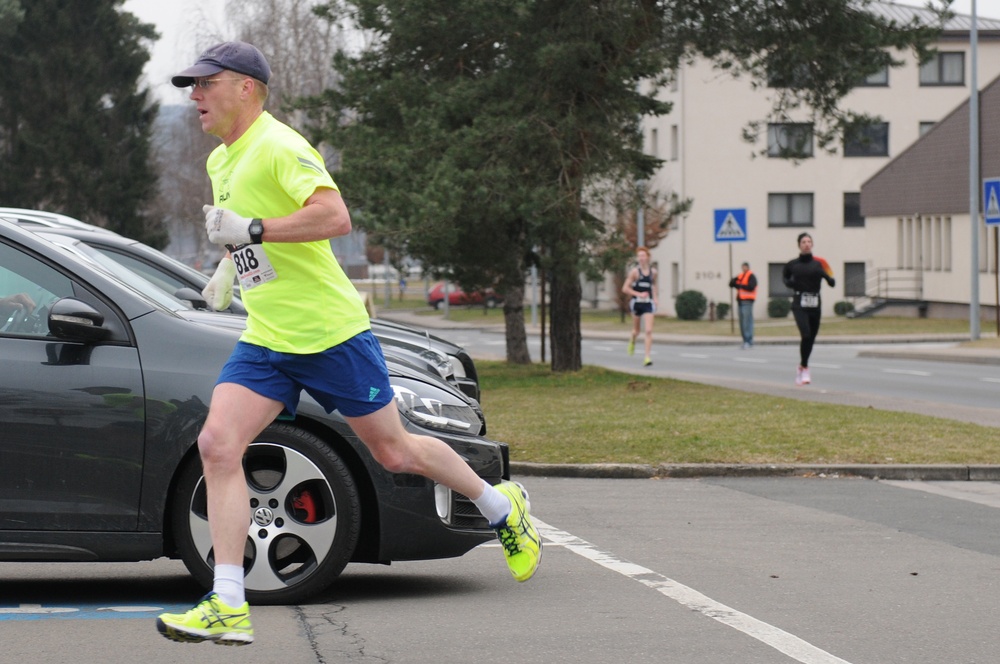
{"left": 377, "top": 309, "right": 1000, "bottom": 480}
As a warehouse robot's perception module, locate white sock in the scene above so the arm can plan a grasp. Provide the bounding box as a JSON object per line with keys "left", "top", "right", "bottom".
{"left": 212, "top": 564, "right": 246, "bottom": 607}
{"left": 472, "top": 480, "right": 512, "bottom": 527}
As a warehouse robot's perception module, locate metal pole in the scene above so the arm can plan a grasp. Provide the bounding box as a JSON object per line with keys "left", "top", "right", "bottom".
{"left": 970, "top": 0, "right": 980, "bottom": 339}
{"left": 530, "top": 263, "right": 538, "bottom": 327}
{"left": 636, "top": 180, "right": 646, "bottom": 247}
{"left": 729, "top": 244, "right": 735, "bottom": 333}
{"left": 383, "top": 251, "right": 391, "bottom": 309}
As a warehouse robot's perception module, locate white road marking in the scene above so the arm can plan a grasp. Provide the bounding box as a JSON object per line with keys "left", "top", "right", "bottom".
{"left": 809, "top": 363, "right": 841, "bottom": 369}
{"left": 882, "top": 369, "right": 931, "bottom": 377}
{"left": 681, "top": 353, "right": 710, "bottom": 359}
{"left": 0, "top": 604, "right": 77, "bottom": 614}
{"left": 982, "top": 377, "right": 1000, "bottom": 384}
{"left": 592, "top": 345, "right": 616, "bottom": 352}
{"left": 882, "top": 481, "right": 1000, "bottom": 509}
{"left": 535, "top": 518, "right": 853, "bottom": 664}
{"left": 734, "top": 357, "right": 768, "bottom": 364}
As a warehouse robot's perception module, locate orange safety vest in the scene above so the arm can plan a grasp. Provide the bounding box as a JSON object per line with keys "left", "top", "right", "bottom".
{"left": 735, "top": 271, "right": 756, "bottom": 301}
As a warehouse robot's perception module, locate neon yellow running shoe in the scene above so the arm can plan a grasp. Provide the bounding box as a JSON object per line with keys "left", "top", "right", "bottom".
{"left": 626, "top": 338, "right": 635, "bottom": 356}
{"left": 156, "top": 593, "right": 254, "bottom": 646}
{"left": 493, "top": 481, "right": 541, "bottom": 582}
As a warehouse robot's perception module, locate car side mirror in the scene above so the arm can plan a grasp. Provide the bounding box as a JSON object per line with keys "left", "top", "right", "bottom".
{"left": 174, "top": 286, "right": 209, "bottom": 309}
{"left": 48, "top": 297, "right": 112, "bottom": 342}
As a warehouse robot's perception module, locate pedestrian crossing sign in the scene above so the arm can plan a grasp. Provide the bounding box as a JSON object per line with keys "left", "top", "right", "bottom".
{"left": 714, "top": 209, "right": 747, "bottom": 242}
{"left": 984, "top": 178, "right": 1000, "bottom": 226}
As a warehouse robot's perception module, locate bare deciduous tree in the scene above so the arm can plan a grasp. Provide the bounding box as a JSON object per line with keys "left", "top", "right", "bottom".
{"left": 225, "top": 0, "right": 346, "bottom": 128}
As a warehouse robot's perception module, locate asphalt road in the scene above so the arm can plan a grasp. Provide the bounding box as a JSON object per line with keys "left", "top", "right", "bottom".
{"left": 4, "top": 476, "right": 1000, "bottom": 663}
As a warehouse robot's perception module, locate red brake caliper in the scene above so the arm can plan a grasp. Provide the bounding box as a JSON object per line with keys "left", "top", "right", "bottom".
{"left": 292, "top": 489, "right": 317, "bottom": 523}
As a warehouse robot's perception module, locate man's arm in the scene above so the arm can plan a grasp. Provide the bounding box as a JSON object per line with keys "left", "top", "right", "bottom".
{"left": 257, "top": 187, "right": 351, "bottom": 243}
{"left": 204, "top": 187, "right": 351, "bottom": 247}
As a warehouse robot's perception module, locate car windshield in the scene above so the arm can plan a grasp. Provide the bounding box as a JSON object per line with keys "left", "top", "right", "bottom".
{"left": 40, "top": 233, "right": 189, "bottom": 312}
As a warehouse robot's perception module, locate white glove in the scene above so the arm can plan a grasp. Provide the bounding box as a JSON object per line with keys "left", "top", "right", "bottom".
{"left": 202, "top": 256, "right": 237, "bottom": 311}
{"left": 204, "top": 205, "right": 252, "bottom": 246}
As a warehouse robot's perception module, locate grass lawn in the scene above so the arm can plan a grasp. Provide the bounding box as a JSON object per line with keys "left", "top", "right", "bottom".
{"left": 478, "top": 362, "right": 1000, "bottom": 466}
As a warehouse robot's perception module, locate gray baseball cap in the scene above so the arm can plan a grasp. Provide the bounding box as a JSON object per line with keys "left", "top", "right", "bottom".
{"left": 171, "top": 41, "right": 271, "bottom": 88}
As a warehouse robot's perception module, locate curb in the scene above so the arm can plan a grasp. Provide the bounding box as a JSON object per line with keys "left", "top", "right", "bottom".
{"left": 511, "top": 462, "right": 1000, "bottom": 481}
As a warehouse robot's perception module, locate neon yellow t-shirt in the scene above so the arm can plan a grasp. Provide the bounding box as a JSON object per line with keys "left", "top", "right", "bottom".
{"left": 206, "top": 112, "right": 370, "bottom": 353}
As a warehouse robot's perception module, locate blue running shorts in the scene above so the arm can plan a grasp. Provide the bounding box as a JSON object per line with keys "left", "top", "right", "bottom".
{"left": 216, "top": 330, "right": 393, "bottom": 418}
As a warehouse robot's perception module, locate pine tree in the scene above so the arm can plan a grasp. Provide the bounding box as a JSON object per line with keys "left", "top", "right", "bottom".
{"left": 0, "top": 0, "right": 163, "bottom": 245}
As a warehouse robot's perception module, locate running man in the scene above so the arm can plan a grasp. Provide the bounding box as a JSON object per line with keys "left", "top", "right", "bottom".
{"left": 156, "top": 42, "right": 540, "bottom": 646}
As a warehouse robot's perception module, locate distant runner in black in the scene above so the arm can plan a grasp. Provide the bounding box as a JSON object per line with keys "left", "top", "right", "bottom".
{"left": 782, "top": 233, "right": 835, "bottom": 386}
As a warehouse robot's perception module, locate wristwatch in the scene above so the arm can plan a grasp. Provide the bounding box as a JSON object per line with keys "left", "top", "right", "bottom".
{"left": 248, "top": 218, "right": 264, "bottom": 244}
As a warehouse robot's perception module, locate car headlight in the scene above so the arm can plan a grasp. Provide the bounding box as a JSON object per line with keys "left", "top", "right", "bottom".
{"left": 447, "top": 354, "right": 466, "bottom": 379}
{"left": 418, "top": 349, "right": 453, "bottom": 379}
{"left": 392, "top": 385, "right": 480, "bottom": 434}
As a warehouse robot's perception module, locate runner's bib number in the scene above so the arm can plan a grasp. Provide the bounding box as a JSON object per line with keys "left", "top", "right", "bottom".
{"left": 800, "top": 293, "right": 819, "bottom": 308}
{"left": 232, "top": 244, "right": 277, "bottom": 291}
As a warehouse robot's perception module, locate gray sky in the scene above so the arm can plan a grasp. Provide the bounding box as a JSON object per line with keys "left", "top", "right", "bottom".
{"left": 125, "top": 0, "right": 999, "bottom": 103}
{"left": 123, "top": 0, "right": 228, "bottom": 104}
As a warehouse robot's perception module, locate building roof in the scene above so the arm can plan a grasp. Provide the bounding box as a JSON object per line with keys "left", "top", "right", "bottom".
{"left": 861, "top": 72, "right": 1000, "bottom": 216}
{"left": 870, "top": 1, "right": 1000, "bottom": 33}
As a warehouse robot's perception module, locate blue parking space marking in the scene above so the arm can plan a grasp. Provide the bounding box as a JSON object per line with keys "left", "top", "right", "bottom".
{"left": 0, "top": 603, "right": 191, "bottom": 621}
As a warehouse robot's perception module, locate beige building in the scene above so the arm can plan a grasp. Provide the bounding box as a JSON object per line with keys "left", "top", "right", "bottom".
{"left": 637, "top": 2, "right": 1000, "bottom": 319}
{"left": 861, "top": 71, "right": 1000, "bottom": 320}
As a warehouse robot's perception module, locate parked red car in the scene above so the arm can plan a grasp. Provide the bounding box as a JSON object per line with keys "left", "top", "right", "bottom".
{"left": 427, "top": 282, "right": 503, "bottom": 309}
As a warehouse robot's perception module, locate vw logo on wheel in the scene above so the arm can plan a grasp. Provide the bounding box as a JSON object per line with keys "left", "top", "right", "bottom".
{"left": 253, "top": 507, "right": 275, "bottom": 527}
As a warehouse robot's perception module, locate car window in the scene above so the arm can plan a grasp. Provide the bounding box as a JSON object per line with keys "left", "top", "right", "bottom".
{"left": 40, "top": 234, "right": 189, "bottom": 312}
{"left": 0, "top": 240, "right": 75, "bottom": 337}
{"left": 95, "top": 246, "right": 190, "bottom": 294}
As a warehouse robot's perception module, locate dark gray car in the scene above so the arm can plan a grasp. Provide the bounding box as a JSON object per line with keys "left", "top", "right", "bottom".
{"left": 0, "top": 219, "right": 508, "bottom": 605}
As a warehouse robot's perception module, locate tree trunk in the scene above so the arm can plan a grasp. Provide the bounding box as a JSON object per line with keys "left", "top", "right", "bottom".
{"left": 549, "top": 265, "right": 582, "bottom": 372}
{"left": 502, "top": 282, "right": 532, "bottom": 364}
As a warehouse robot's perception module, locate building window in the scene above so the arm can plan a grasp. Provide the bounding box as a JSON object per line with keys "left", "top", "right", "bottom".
{"left": 768, "top": 193, "right": 814, "bottom": 227}
{"left": 856, "top": 66, "right": 889, "bottom": 87}
{"left": 844, "top": 263, "right": 866, "bottom": 297}
{"left": 767, "top": 63, "right": 810, "bottom": 88}
{"left": 650, "top": 128, "right": 659, "bottom": 158}
{"left": 844, "top": 122, "right": 889, "bottom": 157}
{"left": 670, "top": 125, "right": 678, "bottom": 161}
{"left": 843, "top": 192, "right": 864, "bottom": 228}
{"left": 768, "top": 263, "right": 793, "bottom": 297}
{"left": 919, "top": 52, "right": 964, "bottom": 86}
{"left": 767, "top": 123, "right": 814, "bottom": 158}
{"left": 918, "top": 121, "right": 935, "bottom": 137}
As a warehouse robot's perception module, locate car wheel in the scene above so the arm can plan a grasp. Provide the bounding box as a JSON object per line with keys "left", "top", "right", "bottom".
{"left": 171, "top": 424, "right": 361, "bottom": 605}
{"left": 485, "top": 297, "right": 498, "bottom": 309}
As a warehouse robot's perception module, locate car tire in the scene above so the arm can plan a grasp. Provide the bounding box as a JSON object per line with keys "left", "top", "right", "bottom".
{"left": 170, "top": 424, "right": 362, "bottom": 605}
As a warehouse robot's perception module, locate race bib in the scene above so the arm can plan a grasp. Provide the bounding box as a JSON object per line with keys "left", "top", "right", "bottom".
{"left": 800, "top": 293, "right": 819, "bottom": 308}
{"left": 231, "top": 244, "right": 277, "bottom": 291}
